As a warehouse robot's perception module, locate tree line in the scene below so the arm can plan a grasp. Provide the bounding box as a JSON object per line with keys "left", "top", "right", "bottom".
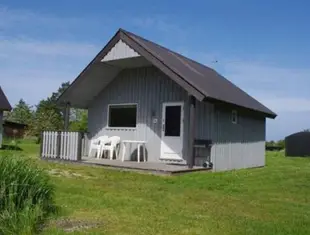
{"left": 4, "top": 82, "right": 87, "bottom": 140}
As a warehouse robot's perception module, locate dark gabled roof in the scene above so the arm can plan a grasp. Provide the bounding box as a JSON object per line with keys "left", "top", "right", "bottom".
{"left": 120, "top": 29, "right": 276, "bottom": 118}
{"left": 58, "top": 28, "right": 276, "bottom": 118}
{"left": 0, "top": 87, "right": 12, "bottom": 111}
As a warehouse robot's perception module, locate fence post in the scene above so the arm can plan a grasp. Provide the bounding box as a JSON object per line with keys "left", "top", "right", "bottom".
{"left": 56, "top": 131, "right": 61, "bottom": 159}
{"left": 40, "top": 132, "right": 44, "bottom": 158}
{"left": 77, "top": 132, "right": 83, "bottom": 161}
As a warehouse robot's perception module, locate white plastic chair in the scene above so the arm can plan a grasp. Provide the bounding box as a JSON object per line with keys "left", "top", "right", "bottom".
{"left": 101, "top": 136, "right": 121, "bottom": 160}
{"left": 88, "top": 136, "right": 108, "bottom": 158}
{"left": 96, "top": 136, "right": 111, "bottom": 159}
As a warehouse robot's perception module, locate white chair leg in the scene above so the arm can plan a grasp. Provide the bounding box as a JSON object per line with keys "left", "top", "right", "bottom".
{"left": 97, "top": 147, "right": 100, "bottom": 159}
{"left": 110, "top": 148, "right": 114, "bottom": 160}
{"left": 88, "top": 145, "right": 94, "bottom": 157}
{"left": 143, "top": 144, "right": 146, "bottom": 162}
{"left": 122, "top": 143, "right": 126, "bottom": 162}
{"left": 137, "top": 144, "right": 140, "bottom": 163}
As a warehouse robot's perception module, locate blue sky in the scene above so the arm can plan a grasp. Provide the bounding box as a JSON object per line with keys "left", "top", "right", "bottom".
{"left": 0, "top": 0, "right": 309, "bottom": 140}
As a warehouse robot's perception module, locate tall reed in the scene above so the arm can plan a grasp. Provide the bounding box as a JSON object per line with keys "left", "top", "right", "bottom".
{"left": 0, "top": 155, "right": 55, "bottom": 234}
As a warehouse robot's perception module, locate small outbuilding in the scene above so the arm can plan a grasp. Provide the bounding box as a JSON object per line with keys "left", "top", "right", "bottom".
{"left": 285, "top": 132, "right": 310, "bottom": 157}
{"left": 3, "top": 120, "right": 28, "bottom": 139}
{"left": 0, "top": 87, "right": 12, "bottom": 148}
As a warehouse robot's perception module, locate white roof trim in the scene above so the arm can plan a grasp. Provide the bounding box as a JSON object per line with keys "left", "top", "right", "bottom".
{"left": 101, "top": 39, "right": 140, "bottom": 62}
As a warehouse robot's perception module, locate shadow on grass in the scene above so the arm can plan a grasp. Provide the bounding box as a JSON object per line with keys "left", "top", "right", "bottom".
{"left": 1, "top": 144, "right": 23, "bottom": 151}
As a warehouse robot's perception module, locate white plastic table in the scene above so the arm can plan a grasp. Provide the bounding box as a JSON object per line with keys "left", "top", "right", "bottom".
{"left": 121, "top": 140, "right": 147, "bottom": 162}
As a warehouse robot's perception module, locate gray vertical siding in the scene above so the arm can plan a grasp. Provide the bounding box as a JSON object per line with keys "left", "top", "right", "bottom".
{"left": 192, "top": 101, "right": 214, "bottom": 166}
{"left": 193, "top": 103, "right": 266, "bottom": 170}
{"left": 210, "top": 109, "right": 266, "bottom": 171}
{"left": 88, "top": 66, "right": 266, "bottom": 170}
{"left": 88, "top": 66, "right": 189, "bottom": 162}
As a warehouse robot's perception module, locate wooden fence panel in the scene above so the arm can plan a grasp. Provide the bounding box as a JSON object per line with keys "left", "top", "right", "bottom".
{"left": 41, "top": 131, "right": 82, "bottom": 161}
{"left": 41, "top": 131, "right": 58, "bottom": 158}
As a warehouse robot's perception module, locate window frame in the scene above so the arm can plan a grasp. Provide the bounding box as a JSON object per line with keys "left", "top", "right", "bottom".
{"left": 107, "top": 103, "right": 138, "bottom": 129}
{"left": 231, "top": 110, "right": 238, "bottom": 124}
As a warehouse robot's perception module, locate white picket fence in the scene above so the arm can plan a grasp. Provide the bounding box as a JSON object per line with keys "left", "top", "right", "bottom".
{"left": 41, "top": 131, "right": 82, "bottom": 161}
{"left": 41, "top": 131, "right": 58, "bottom": 158}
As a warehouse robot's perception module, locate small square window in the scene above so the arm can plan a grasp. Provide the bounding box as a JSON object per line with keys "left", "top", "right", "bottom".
{"left": 231, "top": 110, "right": 238, "bottom": 124}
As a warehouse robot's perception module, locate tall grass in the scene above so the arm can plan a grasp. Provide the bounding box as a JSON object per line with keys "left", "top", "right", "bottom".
{"left": 0, "top": 155, "right": 55, "bottom": 234}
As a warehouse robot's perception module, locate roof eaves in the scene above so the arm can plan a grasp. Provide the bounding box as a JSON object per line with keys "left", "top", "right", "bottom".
{"left": 56, "top": 29, "right": 123, "bottom": 106}
{"left": 205, "top": 96, "right": 277, "bottom": 119}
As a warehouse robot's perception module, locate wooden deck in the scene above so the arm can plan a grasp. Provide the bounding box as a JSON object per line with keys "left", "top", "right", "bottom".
{"left": 80, "top": 157, "right": 211, "bottom": 175}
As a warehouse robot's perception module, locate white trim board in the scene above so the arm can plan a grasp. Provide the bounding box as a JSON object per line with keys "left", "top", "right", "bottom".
{"left": 102, "top": 40, "right": 140, "bottom": 62}
{"left": 160, "top": 102, "right": 184, "bottom": 160}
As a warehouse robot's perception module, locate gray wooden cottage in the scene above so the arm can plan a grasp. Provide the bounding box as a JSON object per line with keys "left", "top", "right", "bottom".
{"left": 57, "top": 29, "right": 276, "bottom": 171}
{"left": 0, "top": 87, "right": 12, "bottom": 148}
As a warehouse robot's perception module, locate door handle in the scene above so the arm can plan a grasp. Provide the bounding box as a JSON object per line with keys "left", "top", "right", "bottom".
{"left": 162, "top": 123, "right": 165, "bottom": 132}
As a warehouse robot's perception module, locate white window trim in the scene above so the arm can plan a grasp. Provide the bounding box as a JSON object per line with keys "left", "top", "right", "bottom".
{"left": 231, "top": 110, "right": 238, "bottom": 124}
{"left": 106, "top": 103, "right": 138, "bottom": 129}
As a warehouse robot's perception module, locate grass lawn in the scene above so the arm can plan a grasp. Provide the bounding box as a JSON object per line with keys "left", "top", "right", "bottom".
{"left": 1, "top": 140, "right": 310, "bottom": 234}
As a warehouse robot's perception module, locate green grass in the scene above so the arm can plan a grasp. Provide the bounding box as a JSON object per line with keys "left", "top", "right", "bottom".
{"left": 0, "top": 139, "right": 56, "bottom": 235}
{"left": 1, "top": 141, "right": 310, "bottom": 234}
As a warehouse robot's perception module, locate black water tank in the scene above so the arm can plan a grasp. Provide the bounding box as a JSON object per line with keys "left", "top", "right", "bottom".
{"left": 285, "top": 132, "right": 310, "bottom": 157}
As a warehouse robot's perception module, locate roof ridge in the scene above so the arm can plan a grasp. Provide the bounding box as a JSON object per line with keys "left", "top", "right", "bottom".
{"left": 121, "top": 29, "right": 220, "bottom": 74}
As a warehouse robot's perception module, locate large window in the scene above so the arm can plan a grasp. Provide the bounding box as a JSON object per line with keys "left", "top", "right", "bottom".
{"left": 108, "top": 104, "right": 137, "bottom": 128}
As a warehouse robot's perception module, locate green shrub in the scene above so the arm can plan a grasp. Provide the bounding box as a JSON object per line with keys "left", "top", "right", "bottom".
{"left": 0, "top": 155, "right": 55, "bottom": 234}
{"left": 0, "top": 201, "right": 44, "bottom": 235}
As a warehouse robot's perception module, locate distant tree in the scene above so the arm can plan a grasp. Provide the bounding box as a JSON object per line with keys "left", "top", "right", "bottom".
{"left": 28, "top": 99, "right": 62, "bottom": 138}
{"left": 5, "top": 99, "right": 33, "bottom": 124}
{"left": 50, "top": 82, "right": 70, "bottom": 102}
{"left": 8, "top": 81, "right": 89, "bottom": 140}
{"left": 303, "top": 129, "right": 310, "bottom": 132}
{"left": 69, "top": 109, "right": 88, "bottom": 132}
{"left": 276, "top": 139, "right": 285, "bottom": 149}
{"left": 29, "top": 82, "right": 70, "bottom": 138}
{"left": 266, "top": 140, "right": 275, "bottom": 146}
{"left": 53, "top": 82, "right": 88, "bottom": 132}
{"left": 50, "top": 81, "right": 71, "bottom": 120}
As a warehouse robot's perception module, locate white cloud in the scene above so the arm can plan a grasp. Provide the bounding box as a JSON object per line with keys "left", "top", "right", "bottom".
{"left": 1, "top": 69, "right": 73, "bottom": 106}
{"left": 0, "top": 38, "right": 99, "bottom": 106}
{"left": 260, "top": 97, "right": 310, "bottom": 112}
{"left": 132, "top": 15, "right": 188, "bottom": 40}
{"left": 223, "top": 61, "right": 310, "bottom": 88}
{"left": 211, "top": 60, "right": 310, "bottom": 113}
{"left": 0, "top": 6, "right": 83, "bottom": 30}
{"left": 0, "top": 6, "right": 309, "bottom": 140}
{"left": 0, "top": 6, "right": 112, "bottom": 107}
{"left": 133, "top": 16, "right": 179, "bottom": 32}
{"left": 0, "top": 38, "right": 98, "bottom": 58}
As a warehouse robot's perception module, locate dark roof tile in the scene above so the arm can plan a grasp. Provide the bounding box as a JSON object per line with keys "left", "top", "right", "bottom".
{"left": 122, "top": 29, "right": 276, "bottom": 118}
{"left": 0, "top": 87, "right": 11, "bottom": 111}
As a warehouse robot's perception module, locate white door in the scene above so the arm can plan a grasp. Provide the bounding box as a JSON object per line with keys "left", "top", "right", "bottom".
{"left": 160, "top": 102, "right": 184, "bottom": 160}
